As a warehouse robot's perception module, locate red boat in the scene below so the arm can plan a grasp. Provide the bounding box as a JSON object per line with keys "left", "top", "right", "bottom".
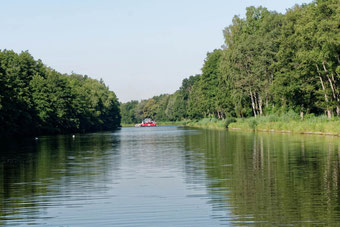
{"left": 137, "top": 118, "right": 157, "bottom": 127}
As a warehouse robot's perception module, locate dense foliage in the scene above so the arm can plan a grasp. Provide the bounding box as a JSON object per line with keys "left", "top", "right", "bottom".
{"left": 0, "top": 50, "right": 121, "bottom": 136}
{"left": 121, "top": 0, "right": 340, "bottom": 124}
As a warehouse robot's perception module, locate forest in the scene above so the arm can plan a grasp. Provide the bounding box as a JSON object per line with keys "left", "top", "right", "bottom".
{"left": 0, "top": 50, "right": 121, "bottom": 136}
{"left": 121, "top": 0, "right": 340, "bottom": 125}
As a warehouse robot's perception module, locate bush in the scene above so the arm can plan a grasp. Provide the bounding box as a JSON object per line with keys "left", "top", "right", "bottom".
{"left": 280, "top": 109, "right": 300, "bottom": 122}
{"left": 225, "top": 117, "right": 236, "bottom": 128}
{"left": 248, "top": 119, "right": 258, "bottom": 129}
{"left": 268, "top": 114, "right": 279, "bottom": 122}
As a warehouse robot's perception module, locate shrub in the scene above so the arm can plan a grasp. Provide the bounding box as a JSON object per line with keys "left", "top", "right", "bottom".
{"left": 248, "top": 119, "right": 258, "bottom": 129}
{"left": 225, "top": 117, "right": 236, "bottom": 128}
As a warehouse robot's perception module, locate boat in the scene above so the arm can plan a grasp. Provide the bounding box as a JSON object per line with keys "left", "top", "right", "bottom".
{"left": 136, "top": 118, "right": 157, "bottom": 127}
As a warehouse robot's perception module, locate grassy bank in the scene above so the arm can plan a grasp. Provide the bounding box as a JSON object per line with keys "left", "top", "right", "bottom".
{"left": 181, "top": 114, "right": 340, "bottom": 136}
{"left": 229, "top": 115, "right": 340, "bottom": 136}
{"left": 122, "top": 114, "right": 340, "bottom": 136}
{"left": 121, "top": 120, "right": 188, "bottom": 127}
{"left": 183, "top": 118, "right": 232, "bottom": 129}
{"left": 121, "top": 123, "right": 136, "bottom": 127}
{"left": 156, "top": 121, "right": 189, "bottom": 126}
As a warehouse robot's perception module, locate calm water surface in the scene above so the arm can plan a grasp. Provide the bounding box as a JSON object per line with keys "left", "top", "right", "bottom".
{"left": 1, "top": 126, "right": 340, "bottom": 226}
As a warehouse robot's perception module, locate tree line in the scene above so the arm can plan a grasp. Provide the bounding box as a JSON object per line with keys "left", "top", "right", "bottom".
{"left": 0, "top": 50, "right": 121, "bottom": 136}
{"left": 121, "top": 0, "right": 339, "bottom": 124}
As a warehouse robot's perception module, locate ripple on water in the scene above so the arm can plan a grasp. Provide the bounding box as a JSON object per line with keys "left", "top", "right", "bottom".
{"left": 1, "top": 127, "right": 340, "bottom": 226}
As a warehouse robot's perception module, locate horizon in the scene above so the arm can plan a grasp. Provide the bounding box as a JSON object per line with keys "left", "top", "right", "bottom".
{"left": 1, "top": 0, "right": 313, "bottom": 103}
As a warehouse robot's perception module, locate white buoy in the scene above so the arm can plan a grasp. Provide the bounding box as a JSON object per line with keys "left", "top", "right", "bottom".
{"left": 72, "top": 135, "right": 75, "bottom": 138}
{"left": 35, "top": 137, "right": 38, "bottom": 140}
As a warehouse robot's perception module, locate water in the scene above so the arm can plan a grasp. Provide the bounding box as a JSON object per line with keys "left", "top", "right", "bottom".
{"left": 1, "top": 126, "right": 340, "bottom": 226}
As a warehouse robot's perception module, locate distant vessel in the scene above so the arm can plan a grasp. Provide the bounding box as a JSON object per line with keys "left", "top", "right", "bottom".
{"left": 135, "top": 118, "right": 157, "bottom": 127}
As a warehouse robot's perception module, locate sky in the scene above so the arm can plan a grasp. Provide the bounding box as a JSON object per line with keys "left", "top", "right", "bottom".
{"left": 0, "top": 0, "right": 313, "bottom": 102}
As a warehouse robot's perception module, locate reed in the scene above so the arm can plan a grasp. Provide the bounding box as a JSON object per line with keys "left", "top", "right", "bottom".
{"left": 229, "top": 115, "right": 340, "bottom": 136}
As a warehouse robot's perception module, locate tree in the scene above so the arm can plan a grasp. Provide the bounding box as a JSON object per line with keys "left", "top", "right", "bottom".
{"left": 0, "top": 50, "right": 121, "bottom": 136}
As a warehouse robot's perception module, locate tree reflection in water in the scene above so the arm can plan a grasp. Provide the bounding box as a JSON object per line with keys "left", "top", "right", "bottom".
{"left": 0, "top": 132, "right": 121, "bottom": 225}
{"left": 1, "top": 128, "right": 340, "bottom": 226}
{"left": 183, "top": 129, "right": 340, "bottom": 225}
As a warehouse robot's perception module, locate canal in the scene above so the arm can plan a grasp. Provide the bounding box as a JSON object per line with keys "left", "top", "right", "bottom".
{"left": 1, "top": 126, "right": 340, "bottom": 226}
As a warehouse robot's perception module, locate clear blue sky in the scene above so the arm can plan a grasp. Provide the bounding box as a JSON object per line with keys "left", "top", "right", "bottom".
{"left": 0, "top": 0, "right": 312, "bottom": 102}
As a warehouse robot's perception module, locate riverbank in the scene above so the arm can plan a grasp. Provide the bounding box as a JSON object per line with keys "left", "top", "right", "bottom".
{"left": 122, "top": 116, "right": 340, "bottom": 136}
{"left": 121, "top": 121, "right": 189, "bottom": 127}
{"left": 183, "top": 118, "right": 232, "bottom": 129}
{"left": 229, "top": 117, "right": 340, "bottom": 136}
{"left": 182, "top": 116, "right": 340, "bottom": 136}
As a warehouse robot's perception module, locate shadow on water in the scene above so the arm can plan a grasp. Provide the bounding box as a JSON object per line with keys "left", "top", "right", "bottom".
{"left": 0, "top": 131, "right": 121, "bottom": 226}
{"left": 1, "top": 127, "right": 340, "bottom": 226}
{"left": 183, "top": 128, "right": 340, "bottom": 225}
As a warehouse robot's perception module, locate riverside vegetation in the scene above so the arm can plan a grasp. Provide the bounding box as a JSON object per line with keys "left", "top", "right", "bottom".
{"left": 121, "top": 0, "right": 340, "bottom": 134}
{"left": 0, "top": 50, "right": 121, "bottom": 136}
{"left": 2, "top": 1, "right": 338, "bottom": 136}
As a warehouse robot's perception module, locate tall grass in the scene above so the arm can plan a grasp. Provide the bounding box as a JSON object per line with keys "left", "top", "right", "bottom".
{"left": 156, "top": 120, "right": 190, "bottom": 126}
{"left": 184, "top": 117, "right": 236, "bottom": 129}
{"left": 229, "top": 112, "right": 340, "bottom": 135}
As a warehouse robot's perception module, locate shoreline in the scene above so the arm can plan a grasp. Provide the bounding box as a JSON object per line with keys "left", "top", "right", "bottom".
{"left": 121, "top": 121, "right": 187, "bottom": 128}
{"left": 229, "top": 127, "right": 340, "bottom": 137}
{"left": 181, "top": 117, "right": 340, "bottom": 137}
{"left": 123, "top": 117, "right": 340, "bottom": 137}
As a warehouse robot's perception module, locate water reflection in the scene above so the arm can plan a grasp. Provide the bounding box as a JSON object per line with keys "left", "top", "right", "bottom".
{"left": 0, "top": 132, "right": 121, "bottom": 226}
{"left": 1, "top": 127, "right": 340, "bottom": 226}
{"left": 183, "top": 129, "right": 340, "bottom": 225}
